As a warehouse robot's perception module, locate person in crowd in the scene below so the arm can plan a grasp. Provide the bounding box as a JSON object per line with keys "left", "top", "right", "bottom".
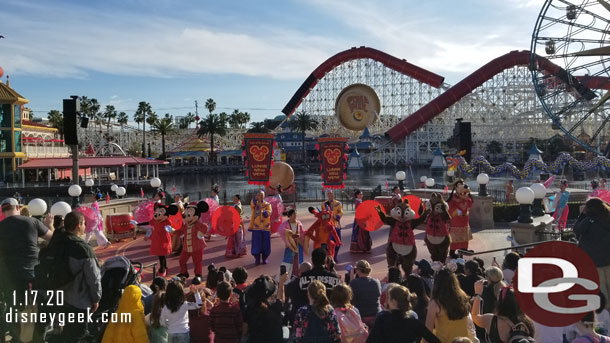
{"left": 20, "top": 206, "right": 30, "bottom": 217}
{"left": 505, "top": 180, "right": 514, "bottom": 203}
{"left": 210, "top": 281, "right": 243, "bottom": 343}
{"left": 174, "top": 193, "right": 185, "bottom": 215}
{"left": 102, "top": 285, "right": 149, "bottom": 343}
{"left": 250, "top": 190, "right": 272, "bottom": 265}
{"left": 459, "top": 260, "right": 483, "bottom": 297}
{"left": 348, "top": 260, "right": 382, "bottom": 328}
{"left": 471, "top": 281, "right": 534, "bottom": 343}
{"left": 329, "top": 284, "right": 368, "bottom": 343}
{"left": 572, "top": 311, "right": 610, "bottom": 343}
{"left": 473, "top": 257, "right": 485, "bottom": 271}
{"left": 391, "top": 185, "right": 402, "bottom": 206}
{"left": 406, "top": 274, "right": 430, "bottom": 324}
{"left": 590, "top": 179, "right": 603, "bottom": 199}
{"left": 154, "top": 189, "right": 166, "bottom": 204}
{"left": 293, "top": 280, "right": 342, "bottom": 343}
{"left": 481, "top": 267, "right": 506, "bottom": 315}
{"left": 244, "top": 274, "right": 287, "bottom": 343}
{"left": 144, "top": 277, "right": 168, "bottom": 315}
{"left": 425, "top": 269, "right": 476, "bottom": 343}
{"left": 279, "top": 208, "right": 305, "bottom": 277}
{"left": 575, "top": 197, "right": 610, "bottom": 310}
{"left": 451, "top": 338, "right": 473, "bottom": 343}
{"left": 226, "top": 194, "right": 247, "bottom": 258}
{"left": 380, "top": 267, "right": 403, "bottom": 307}
{"left": 53, "top": 211, "right": 102, "bottom": 341}
{"left": 552, "top": 179, "right": 570, "bottom": 230}
{"left": 368, "top": 284, "right": 440, "bottom": 343}
{"left": 53, "top": 214, "right": 64, "bottom": 231}
{"left": 186, "top": 280, "right": 214, "bottom": 343}
{"left": 501, "top": 252, "right": 520, "bottom": 285}
{"left": 160, "top": 280, "right": 203, "bottom": 342}
{"left": 0, "top": 198, "right": 54, "bottom": 337}
{"left": 232, "top": 266, "right": 248, "bottom": 314}
{"left": 207, "top": 264, "right": 221, "bottom": 292}
{"left": 350, "top": 189, "right": 372, "bottom": 253}
{"left": 322, "top": 190, "right": 343, "bottom": 260}
{"left": 146, "top": 292, "right": 169, "bottom": 343}
{"left": 211, "top": 185, "right": 220, "bottom": 203}
{"left": 285, "top": 262, "right": 313, "bottom": 323}
{"left": 598, "top": 292, "right": 610, "bottom": 335}
{"left": 414, "top": 259, "right": 434, "bottom": 295}
{"left": 87, "top": 193, "right": 111, "bottom": 249}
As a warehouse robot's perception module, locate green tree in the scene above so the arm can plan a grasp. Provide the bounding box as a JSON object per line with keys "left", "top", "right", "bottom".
{"left": 205, "top": 98, "right": 216, "bottom": 115}
{"left": 289, "top": 110, "right": 319, "bottom": 163}
{"left": 80, "top": 96, "right": 100, "bottom": 131}
{"left": 247, "top": 121, "right": 270, "bottom": 133}
{"left": 152, "top": 113, "right": 175, "bottom": 159}
{"left": 47, "top": 110, "right": 64, "bottom": 138}
{"left": 117, "top": 111, "right": 128, "bottom": 145}
{"left": 185, "top": 112, "right": 196, "bottom": 128}
{"left": 135, "top": 101, "right": 152, "bottom": 157}
{"left": 102, "top": 105, "right": 117, "bottom": 134}
{"left": 178, "top": 117, "right": 190, "bottom": 129}
{"left": 197, "top": 113, "right": 226, "bottom": 164}
{"left": 486, "top": 140, "right": 502, "bottom": 155}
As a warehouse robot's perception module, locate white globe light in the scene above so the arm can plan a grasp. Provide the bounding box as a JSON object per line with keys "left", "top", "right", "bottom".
{"left": 150, "top": 177, "right": 162, "bottom": 188}
{"left": 476, "top": 173, "right": 490, "bottom": 185}
{"left": 27, "top": 198, "right": 47, "bottom": 216}
{"left": 110, "top": 184, "right": 118, "bottom": 192}
{"left": 425, "top": 178, "right": 435, "bottom": 187}
{"left": 447, "top": 170, "right": 455, "bottom": 177}
{"left": 420, "top": 175, "right": 428, "bottom": 182}
{"left": 515, "top": 187, "right": 535, "bottom": 205}
{"left": 116, "top": 187, "right": 127, "bottom": 197}
{"left": 50, "top": 201, "right": 71, "bottom": 217}
{"left": 395, "top": 171, "right": 406, "bottom": 181}
{"left": 85, "top": 178, "right": 94, "bottom": 187}
{"left": 68, "top": 184, "right": 82, "bottom": 197}
{"left": 531, "top": 183, "right": 547, "bottom": 199}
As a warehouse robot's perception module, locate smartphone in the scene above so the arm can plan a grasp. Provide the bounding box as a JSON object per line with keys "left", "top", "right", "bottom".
{"left": 280, "top": 265, "right": 287, "bottom": 276}
{"left": 345, "top": 272, "right": 351, "bottom": 284}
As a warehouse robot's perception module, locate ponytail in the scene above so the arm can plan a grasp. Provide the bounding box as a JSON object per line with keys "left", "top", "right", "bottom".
{"left": 308, "top": 280, "right": 330, "bottom": 317}
{"left": 388, "top": 284, "right": 414, "bottom": 314}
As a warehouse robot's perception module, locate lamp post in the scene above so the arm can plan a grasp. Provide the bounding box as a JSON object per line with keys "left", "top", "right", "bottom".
{"left": 150, "top": 177, "right": 162, "bottom": 189}
{"left": 85, "top": 178, "right": 94, "bottom": 191}
{"left": 425, "top": 178, "right": 435, "bottom": 189}
{"left": 28, "top": 198, "right": 47, "bottom": 220}
{"left": 420, "top": 175, "right": 427, "bottom": 189}
{"left": 477, "top": 173, "right": 490, "bottom": 197}
{"left": 515, "top": 187, "right": 535, "bottom": 223}
{"left": 68, "top": 184, "right": 82, "bottom": 208}
{"left": 116, "top": 186, "right": 126, "bottom": 199}
{"left": 395, "top": 171, "right": 406, "bottom": 191}
{"left": 530, "top": 183, "right": 547, "bottom": 217}
{"left": 50, "top": 201, "right": 72, "bottom": 218}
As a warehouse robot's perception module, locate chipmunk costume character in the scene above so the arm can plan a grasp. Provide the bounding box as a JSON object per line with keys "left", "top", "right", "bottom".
{"left": 425, "top": 193, "right": 451, "bottom": 262}
{"left": 305, "top": 207, "right": 342, "bottom": 260}
{"left": 376, "top": 198, "right": 430, "bottom": 276}
{"left": 176, "top": 201, "right": 209, "bottom": 281}
{"left": 447, "top": 179, "right": 473, "bottom": 252}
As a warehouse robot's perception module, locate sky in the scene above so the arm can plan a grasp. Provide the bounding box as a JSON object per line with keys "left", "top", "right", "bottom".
{"left": 0, "top": 0, "right": 544, "bottom": 124}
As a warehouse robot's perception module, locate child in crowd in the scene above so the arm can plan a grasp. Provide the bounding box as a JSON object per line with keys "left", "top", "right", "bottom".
{"left": 232, "top": 266, "right": 248, "bottom": 314}
{"left": 210, "top": 281, "right": 243, "bottom": 343}
{"left": 144, "top": 277, "right": 167, "bottom": 315}
{"left": 572, "top": 311, "right": 610, "bottom": 343}
{"left": 186, "top": 279, "right": 214, "bottom": 343}
{"left": 160, "top": 280, "right": 203, "bottom": 342}
{"left": 146, "top": 292, "right": 168, "bottom": 343}
{"left": 329, "top": 284, "right": 368, "bottom": 343}
{"left": 102, "top": 285, "right": 148, "bottom": 343}
{"left": 293, "top": 280, "right": 342, "bottom": 343}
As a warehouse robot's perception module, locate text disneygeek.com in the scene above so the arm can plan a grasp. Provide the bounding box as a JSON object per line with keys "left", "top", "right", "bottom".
{"left": 5, "top": 308, "right": 132, "bottom": 327}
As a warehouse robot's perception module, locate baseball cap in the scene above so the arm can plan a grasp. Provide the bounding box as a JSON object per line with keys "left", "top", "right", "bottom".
{"left": 1, "top": 198, "right": 18, "bottom": 210}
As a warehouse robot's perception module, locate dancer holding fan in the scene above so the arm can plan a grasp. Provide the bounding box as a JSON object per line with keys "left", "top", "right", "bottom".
{"left": 350, "top": 190, "right": 371, "bottom": 254}
{"left": 225, "top": 194, "right": 247, "bottom": 258}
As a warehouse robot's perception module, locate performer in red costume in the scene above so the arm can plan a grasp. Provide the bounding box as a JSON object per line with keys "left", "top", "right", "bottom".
{"left": 447, "top": 179, "right": 473, "bottom": 254}
{"left": 176, "top": 201, "right": 209, "bottom": 283}
{"left": 304, "top": 207, "right": 342, "bottom": 260}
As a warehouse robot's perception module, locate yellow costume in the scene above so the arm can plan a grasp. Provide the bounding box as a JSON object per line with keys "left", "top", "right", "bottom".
{"left": 250, "top": 197, "right": 273, "bottom": 264}
{"left": 249, "top": 199, "right": 272, "bottom": 231}
{"left": 102, "top": 285, "right": 148, "bottom": 343}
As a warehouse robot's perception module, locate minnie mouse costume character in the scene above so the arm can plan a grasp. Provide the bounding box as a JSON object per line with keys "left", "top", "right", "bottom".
{"left": 176, "top": 201, "right": 209, "bottom": 281}
{"left": 142, "top": 203, "right": 179, "bottom": 277}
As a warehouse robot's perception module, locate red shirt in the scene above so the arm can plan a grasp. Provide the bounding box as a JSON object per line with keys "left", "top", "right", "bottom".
{"left": 210, "top": 302, "right": 243, "bottom": 343}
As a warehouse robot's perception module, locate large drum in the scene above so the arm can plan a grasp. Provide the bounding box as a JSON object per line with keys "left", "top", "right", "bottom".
{"left": 106, "top": 213, "right": 137, "bottom": 241}
{"left": 374, "top": 196, "right": 395, "bottom": 213}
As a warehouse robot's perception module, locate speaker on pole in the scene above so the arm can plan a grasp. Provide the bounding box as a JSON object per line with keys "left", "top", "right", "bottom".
{"left": 80, "top": 117, "right": 89, "bottom": 128}
{"left": 63, "top": 97, "right": 80, "bottom": 146}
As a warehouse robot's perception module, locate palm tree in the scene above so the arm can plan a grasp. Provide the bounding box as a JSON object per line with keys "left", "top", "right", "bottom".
{"left": 185, "top": 112, "right": 196, "bottom": 128}
{"left": 102, "top": 105, "right": 117, "bottom": 135}
{"left": 152, "top": 113, "right": 175, "bottom": 159}
{"left": 197, "top": 113, "right": 226, "bottom": 164}
{"left": 135, "top": 101, "right": 152, "bottom": 157}
{"left": 247, "top": 121, "right": 269, "bottom": 133}
{"left": 178, "top": 117, "right": 190, "bottom": 129}
{"left": 47, "top": 110, "right": 64, "bottom": 138}
{"left": 117, "top": 111, "right": 128, "bottom": 145}
{"left": 289, "top": 110, "right": 319, "bottom": 164}
{"left": 240, "top": 111, "right": 251, "bottom": 128}
{"left": 218, "top": 112, "right": 229, "bottom": 128}
{"left": 146, "top": 111, "right": 159, "bottom": 137}
{"left": 229, "top": 110, "right": 241, "bottom": 129}
{"left": 205, "top": 98, "right": 216, "bottom": 115}
{"left": 80, "top": 96, "right": 100, "bottom": 131}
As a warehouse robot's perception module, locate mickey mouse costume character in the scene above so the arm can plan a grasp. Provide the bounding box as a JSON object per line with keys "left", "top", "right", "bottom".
{"left": 140, "top": 203, "right": 179, "bottom": 277}
{"left": 425, "top": 192, "right": 451, "bottom": 262}
{"left": 447, "top": 179, "right": 473, "bottom": 253}
{"left": 176, "top": 201, "right": 209, "bottom": 282}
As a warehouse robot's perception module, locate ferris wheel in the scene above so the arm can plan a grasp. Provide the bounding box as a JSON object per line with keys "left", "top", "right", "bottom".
{"left": 531, "top": 0, "right": 610, "bottom": 155}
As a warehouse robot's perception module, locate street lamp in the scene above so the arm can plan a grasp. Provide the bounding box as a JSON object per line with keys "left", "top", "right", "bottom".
{"left": 111, "top": 184, "right": 118, "bottom": 192}
{"left": 150, "top": 177, "right": 162, "bottom": 188}
{"left": 50, "top": 201, "right": 72, "bottom": 217}
{"left": 515, "top": 187, "right": 535, "bottom": 223}
{"left": 395, "top": 171, "right": 406, "bottom": 191}
{"left": 28, "top": 198, "right": 47, "bottom": 218}
{"left": 116, "top": 186, "right": 126, "bottom": 199}
{"left": 68, "top": 184, "right": 82, "bottom": 208}
{"left": 425, "top": 178, "right": 435, "bottom": 188}
{"left": 530, "top": 183, "right": 547, "bottom": 217}
{"left": 420, "top": 175, "right": 427, "bottom": 188}
{"left": 477, "top": 173, "right": 490, "bottom": 197}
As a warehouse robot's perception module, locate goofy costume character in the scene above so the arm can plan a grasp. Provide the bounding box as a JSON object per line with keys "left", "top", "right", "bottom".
{"left": 176, "top": 201, "right": 209, "bottom": 282}
{"left": 250, "top": 190, "right": 272, "bottom": 265}
{"left": 322, "top": 190, "right": 343, "bottom": 260}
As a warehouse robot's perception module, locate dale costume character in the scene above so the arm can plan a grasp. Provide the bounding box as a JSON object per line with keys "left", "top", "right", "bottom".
{"left": 225, "top": 194, "right": 247, "bottom": 258}
{"left": 305, "top": 207, "right": 342, "bottom": 259}
{"left": 279, "top": 208, "right": 305, "bottom": 277}
{"left": 424, "top": 192, "right": 451, "bottom": 262}
{"left": 176, "top": 201, "right": 210, "bottom": 282}
{"left": 375, "top": 198, "right": 430, "bottom": 276}
{"left": 249, "top": 190, "right": 272, "bottom": 265}
{"left": 144, "top": 203, "right": 179, "bottom": 277}
{"left": 447, "top": 179, "right": 473, "bottom": 252}
{"left": 322, "top": 191, "right": 343, "bottom": 259}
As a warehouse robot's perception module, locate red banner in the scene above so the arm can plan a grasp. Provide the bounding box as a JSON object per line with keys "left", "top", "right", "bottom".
{"left": 243, "top": 133, "right": 275, "bottom": 185}
{"left": 317, "top": 137, "right": 348, "bottom": 189}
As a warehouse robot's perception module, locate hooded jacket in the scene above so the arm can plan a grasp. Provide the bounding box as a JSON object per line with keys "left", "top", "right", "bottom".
{"left": 102, "top": 285, "right": 148, "bottom": 343}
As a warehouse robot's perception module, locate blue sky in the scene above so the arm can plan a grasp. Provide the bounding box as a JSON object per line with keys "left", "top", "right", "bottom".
{"left": 1, "top": 0, "right": 542, "bottom": 123}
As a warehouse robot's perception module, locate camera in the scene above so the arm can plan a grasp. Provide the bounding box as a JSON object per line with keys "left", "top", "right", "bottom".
{"left": 280, "top": 265, "right": 287, "bottom": 276}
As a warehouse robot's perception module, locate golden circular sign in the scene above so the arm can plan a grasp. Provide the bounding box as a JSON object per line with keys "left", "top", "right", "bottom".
{"left": 269, "top": 161, "right": 295, "bottom": 191}
{"left": 335, "top": 83, "right": 380, "bottom": 131}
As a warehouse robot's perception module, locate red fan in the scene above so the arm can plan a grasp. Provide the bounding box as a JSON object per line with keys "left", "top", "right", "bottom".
{"left": 75, "top": 206, "right": 100, "bottom": 233}
{"left": 212, "top": 205, "right": 240, "bottom": 236}
{"left": 355, "top": 200, "right": 386, "bottom": 232}
{"left": 402, "top": 195, "right": 422, "bottom": 219}
{"left": 199, "top": 198, "right": 220, "bottom": 225}
{"left": 169, "top": 213, "right": 183, "bottom": 230}
{"left": 134, "top": 201, "right": 154, "bottom": 223}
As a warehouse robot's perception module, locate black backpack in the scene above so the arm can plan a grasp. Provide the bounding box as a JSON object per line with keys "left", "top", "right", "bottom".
{"left": 34, "top": 240, "right": 74, "bottom": 290}
{"left": 508, "top": 322, "right": 537, "bottom": 343}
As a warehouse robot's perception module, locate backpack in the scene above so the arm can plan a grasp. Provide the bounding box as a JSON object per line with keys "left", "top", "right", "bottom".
{"left": 34, "top": 239, "right": 74, "bottom": 290}
{"left": 508, "top": 322, "right": 536, "bottom": 343}
{"left": 336, "top": 307, "right": 368, "bottom": 343}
